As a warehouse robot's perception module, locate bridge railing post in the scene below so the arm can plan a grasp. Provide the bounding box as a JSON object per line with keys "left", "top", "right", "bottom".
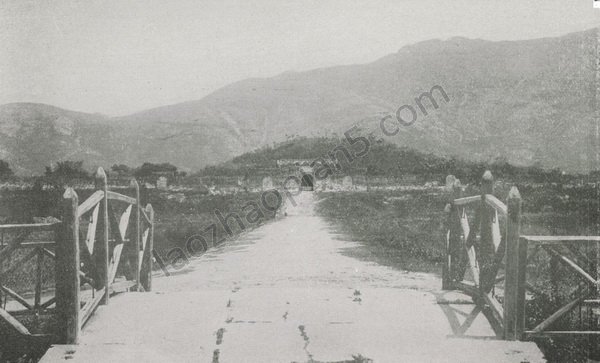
{"left": 131, "top": 179, "right": 141, "bottom": 291}
{"left": 442, "top": 175, "right": 454, "bottom": 289}
{"left": 56, "top": 188, "right": 81, "bottom": 344}
{"left": 442, "top": 203, "right": 452, "bottom": 290}
{"left": 478, "top": 171, "right": 495, "bottom": 292}
{"left": 96, "top": 167, "right": 110, "bottom": 305}
{"left": 141, "top": 204, "right": 154, "bottom": 291}
{"left": 442, "top": 175, "right": 464, "bottom": 290}
{"left": 503, "top": 186, "right": 523, "bottom": 340}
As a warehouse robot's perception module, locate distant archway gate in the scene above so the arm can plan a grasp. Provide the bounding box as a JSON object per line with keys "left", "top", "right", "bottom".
{"left": 300, "top": 173, "right": 314, "bottom": 191}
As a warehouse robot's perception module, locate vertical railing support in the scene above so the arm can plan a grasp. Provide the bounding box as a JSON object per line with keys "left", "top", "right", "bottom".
{"left": 443, "top": 175, "right": 465, "bottom": 289}
{"left": 442, "top": 175, "right": 455, "bottom": 289}
{"left": 504, "top": 186, "right": 523, "bottom": 340}
{"left": 96, "top": 167, "right": 110, "bottom": 305}
{"left": 442, "top": 202, "right": 452, "bottom": 290}
{"left": 450, "top": 178, "right": 467, "bottom": 283}
{"left": 597, "top": 241, "right": 600, "bottom": 296}
{"left": 594, "top": 26, "right": 600, "bottom": 297}
{"left": 34, "top": 247, "right": 43, "bottom": 309}
{"left": 478, "top": 170, "right": 495, "bottom": 292}
{"left": 56, "top": 188, "right": 80, "bottom": 344}
{"left": 516, "top": 233, "right": 528, "bottom": 340}
{"left": 131, "top": 179, "right": 141, "bottom": 291}
{"left": 141, "top": 204, "right": 154, "bottom": 291}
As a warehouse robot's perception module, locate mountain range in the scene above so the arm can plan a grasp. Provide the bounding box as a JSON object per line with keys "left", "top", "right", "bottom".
{"left": 0, "top": 28, "right": 597, "bottom": 175}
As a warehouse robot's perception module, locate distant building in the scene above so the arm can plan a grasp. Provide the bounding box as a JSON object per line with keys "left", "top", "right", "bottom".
{"left": 342, "top": 175, "right": 353, "bottom": 189}
{"left": 276, "top": 159, "right": 314, "bottom": 167}
{"left": 156, "top": 176, "right": 168, "bottom": 190}
{"left": 400, "top": 174, "right": 418, "bottom": 184}
{"left": 135, "top": 162, "right": 179, "bottom": 185}
{"left": 276, "top": 159, "right": 324, "bottom": 191}
{"left": 262, "top": 176, "right": 274, "bottom": 190}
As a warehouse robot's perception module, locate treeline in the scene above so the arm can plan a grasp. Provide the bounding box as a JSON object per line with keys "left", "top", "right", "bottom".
{"left": 0, "top": 160, "right": 14, "bottom": 180}
{"left": 0, "top": 160, "right": 186, "bottom": 187}
{"left": 197, "top": 136, "right": 582, "bottom": 184}
{"left": 109, "top": 162, "right": 186, "bottom": 179}
{"left": 0, "top": 135, "right": 589, "bottom": 186}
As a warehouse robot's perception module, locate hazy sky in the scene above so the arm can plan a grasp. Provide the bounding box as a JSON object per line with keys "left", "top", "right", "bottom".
{"left": 1, "top": 0, "right": 599, "bottom": 116}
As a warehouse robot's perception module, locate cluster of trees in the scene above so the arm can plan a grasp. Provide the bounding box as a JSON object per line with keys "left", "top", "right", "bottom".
{"left": 199, "top": 136, "right": 578, "bottom": 184}
{"left": 45, "top": 160, "right": 89, "bottom": 179}
{"left": 112, "top": 163, "right": 187, "bottom": 185}
{"left": 0, "top": 160, "right": 14, "bottom": 180}
{"left": 111, "top": 162, "right": 185, "bottom": 179}
{"left": 232, "top": 136, "right": 342, "bottom": 165}
{"left": 0, "top": 159, "right": 188, "bottom": 185}
{"left": 35, "top": 160, "right": 93, "bottom": 188}
{"left": 133, "top": 162, "right": 181, "bottom": 178}
{"left": 33, "top": 161, "right": 184, "bottom": 187}
{"left": 198, "top": 165, "right": 251, "bottom": 177}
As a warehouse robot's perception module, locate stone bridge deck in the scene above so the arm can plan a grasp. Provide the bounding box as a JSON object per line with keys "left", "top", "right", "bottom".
{"left": 42, "top": 193, "right": 544, "bottom": 362}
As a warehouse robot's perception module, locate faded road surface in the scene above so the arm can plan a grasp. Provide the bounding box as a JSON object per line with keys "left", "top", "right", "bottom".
{"left": 43, "top": 192, "right": 544, "bottom": 362}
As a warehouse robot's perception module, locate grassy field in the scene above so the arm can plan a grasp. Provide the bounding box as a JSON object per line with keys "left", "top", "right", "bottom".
{"left": 0, "top": 185, "right": 279, "bottom": 277}
{"left": 146, "top": 189, "right": 278, "bottom": 268}
{"left": 315, "top": 189, "right": 448, "bottom": 274}
{"left": 315, "top": 184, "right": 600, "bottom": 363}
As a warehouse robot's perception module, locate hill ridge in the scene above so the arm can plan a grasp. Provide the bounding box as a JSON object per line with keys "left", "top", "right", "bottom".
{"left": 1, "top": 28, "right": 597, "bottom": 174}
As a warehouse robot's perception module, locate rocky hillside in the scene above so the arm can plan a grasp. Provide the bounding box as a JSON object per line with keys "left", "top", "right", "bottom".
{"left": 0, "top": 28, "right": 596, "bottom": 175}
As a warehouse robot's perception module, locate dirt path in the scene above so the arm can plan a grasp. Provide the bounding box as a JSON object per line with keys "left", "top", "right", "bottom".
{"left": 42, "top": 192, "right": 544, "bottom": 362}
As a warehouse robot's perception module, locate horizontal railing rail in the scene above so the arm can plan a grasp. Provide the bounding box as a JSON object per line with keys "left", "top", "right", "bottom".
{"left": 442, "top": 171, "right": 600, "bottom": 341}
{"left": 0, "top": 167, "right": 155, "bottom": 349}
{"left": 0, "top": 222, "right": 58, "bottom": 347}
{"left": 442, "top": 171, "right": 512, "bottom": 338}
{"left": 56, "top": 167, "right": 155, "bottom": 343}
{"left": 517, "top": 235, "right": 600, "bottom": 339}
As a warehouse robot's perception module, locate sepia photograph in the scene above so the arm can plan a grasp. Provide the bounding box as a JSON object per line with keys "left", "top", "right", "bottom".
{"left": 1, "top": 0, "right": 600, "bottom": 362}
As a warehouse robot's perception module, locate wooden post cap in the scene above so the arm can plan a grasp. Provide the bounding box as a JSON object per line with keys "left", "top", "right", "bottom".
{"left": 482, "top": 170, "right": 493, "bottom": 182}
{"left": 453, "top": 178, "right": 461, "bottom": 188}
{"left": 508, "top": 186, "right": 521, "bottom": 200}
{"left": 130, "top": 178, "right": 139, "bottom": 189}
{"left": 445, "top": 175, "right": 456, "bottom": 189}
{"left": 481, "top": 170, "right": 494, "bottom": 194}
{"left": 95, "top": 167, "right": 107, "bottom": 189}
{"left": 63, "top": 187, "right": 78, "bottom": 201}
{"left": 95, "top": 166, "right": 107, "bottom": 180}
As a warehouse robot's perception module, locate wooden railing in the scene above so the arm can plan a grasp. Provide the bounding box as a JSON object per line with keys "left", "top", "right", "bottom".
{"left": 0, "top": 222, "right": 58, "bottom": 351}
{"left": 518, "top": 236, "right": 600, "bottom": 338}
{"left": 442, "top": 170, "right": 600, "bottom": 341}
{"left": 0, "top": 167, "right": 155, "bottom": 348}
{"left": 442, "top": 171, "right": 512, "bottom": 338}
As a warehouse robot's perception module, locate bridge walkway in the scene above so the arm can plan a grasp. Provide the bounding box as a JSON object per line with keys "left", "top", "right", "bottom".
{"left": 42, "top": 193, "right": 544, "bottom": 362}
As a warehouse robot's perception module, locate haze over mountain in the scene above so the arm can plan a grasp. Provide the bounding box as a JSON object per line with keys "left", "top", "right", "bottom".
{"left": 0, "top": 28, "right": 596, "bottom": 175}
